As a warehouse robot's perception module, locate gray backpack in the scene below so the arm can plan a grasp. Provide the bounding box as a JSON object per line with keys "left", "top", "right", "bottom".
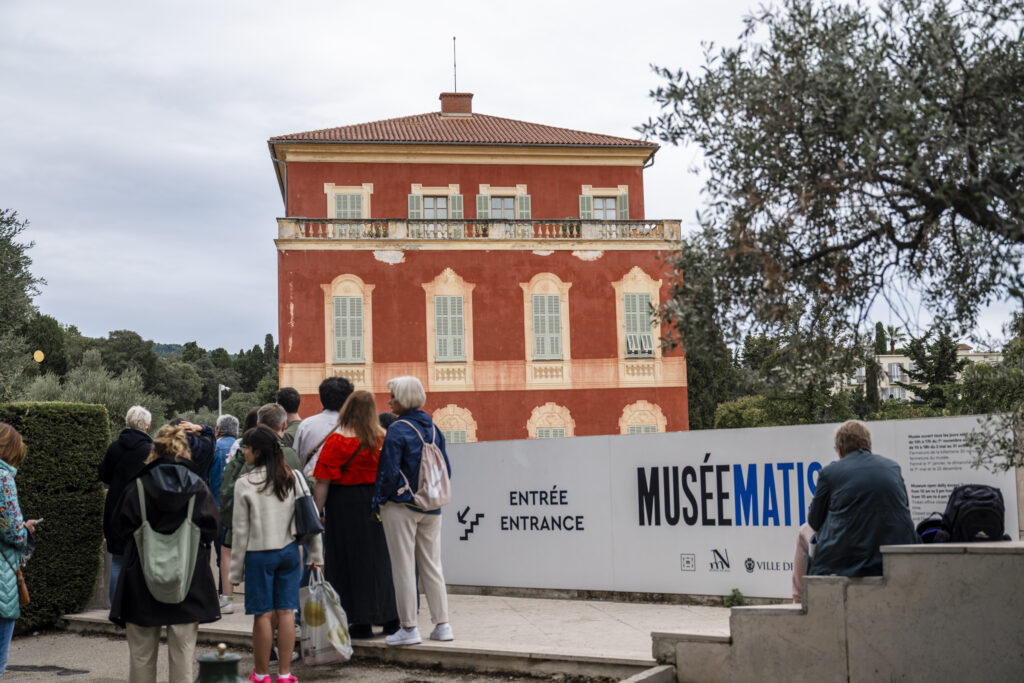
{"left": 395, "top": 420, "right": 451, "bottom": 511}
{"left": 133, "top": 479, "right": 200, "bottom": 604}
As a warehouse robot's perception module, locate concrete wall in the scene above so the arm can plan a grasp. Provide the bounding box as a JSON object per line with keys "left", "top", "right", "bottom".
{"left": 654, "top": 543, "right": 1024, "bottom": 682}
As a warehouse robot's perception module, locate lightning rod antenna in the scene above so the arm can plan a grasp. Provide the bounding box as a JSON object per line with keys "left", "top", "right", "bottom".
{"left": 453, "top": 36, "right": 457, "bottom": 92}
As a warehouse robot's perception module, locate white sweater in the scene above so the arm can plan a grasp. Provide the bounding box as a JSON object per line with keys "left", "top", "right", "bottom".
{"left": 229, "top": 467, "right": 324, "bottom": 585}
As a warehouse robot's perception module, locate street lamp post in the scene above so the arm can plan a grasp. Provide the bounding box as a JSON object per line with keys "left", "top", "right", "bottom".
{"left": 218, "top": 384, "right": 230, "bottom": 417}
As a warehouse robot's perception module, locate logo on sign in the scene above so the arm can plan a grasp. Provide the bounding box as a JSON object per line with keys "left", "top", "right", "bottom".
{"left": 743, "top": 557, "right": 794, "bottom": 573}
{"left": 680, "top": 554, "right": 696, "bottom": 572}
{"left": 709, "top": 549, "right": 730, "bottom": 572}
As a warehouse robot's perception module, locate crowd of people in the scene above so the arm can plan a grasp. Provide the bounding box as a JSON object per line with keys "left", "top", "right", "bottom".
{"left": 48, "top": 372, "right": 450, "bottom": 683}
{"left": 0, "top": 396, "right": 921, "bottom": 681}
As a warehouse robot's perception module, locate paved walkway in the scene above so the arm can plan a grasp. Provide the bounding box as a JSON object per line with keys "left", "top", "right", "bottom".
{"left": 64, "top": 593, "right": 730, "bottom": 679}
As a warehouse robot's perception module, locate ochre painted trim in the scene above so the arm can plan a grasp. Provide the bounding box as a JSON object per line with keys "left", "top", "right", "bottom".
{"left": 411, "top": 183, "right": 461, "bottom": 195}
{"left": 527, "top": 402, "right": 576, "bottom": 438}
{"left": 422, "top": 268, "right": 476, "bottom": 391}
{"left": 519, "top": 273, "right": 573, "bottom": 388}
{"left": 581, "top": 184, "right": 629, "bottom": 197}
{"left": 272, "top": 142, "right": 652, "bottom": 167}
{"left": 321, "top": 274, "right": 375, "bottom": 370}
{"left": 324, "top": 183, "right": 374, "bottom": 218}
{"left": 479, "top": 183, "right": 528, "bottom": 196}
{"left": 611, "top": 266, "right": 663, "bottom": 362}
{"left": 279, "top": 357, "right": 686, "bottom": 395}
{"left": 619, "top": 400, "right": 668, "bottom": 434}
{"left": 276, "top": 239, "right": 675, "bottom": 252}
{"left": 433, "top": 404, "right": 478, "bottom": 443}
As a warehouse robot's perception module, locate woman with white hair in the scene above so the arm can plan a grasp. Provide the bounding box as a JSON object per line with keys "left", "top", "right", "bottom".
{"left": 99, "top": 405, "right": 152, "bottom": 604}
{"left": 372, "top": 376, "right": 454, "bottom": 646}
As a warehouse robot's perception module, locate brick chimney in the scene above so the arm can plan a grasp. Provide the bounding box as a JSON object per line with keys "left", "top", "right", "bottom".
{"left": 440, "top": 92, "right": 473, "bottom": 116}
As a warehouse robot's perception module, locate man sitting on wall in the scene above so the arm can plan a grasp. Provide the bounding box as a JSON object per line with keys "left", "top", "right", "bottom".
{"left": 808, "top": 420, "right": 917, "bottom": 577}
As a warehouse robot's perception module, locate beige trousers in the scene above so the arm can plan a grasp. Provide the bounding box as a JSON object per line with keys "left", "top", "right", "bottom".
{"left": 126, "top": 622, "right": 198, "bottom": 683}
{"left": 380, "top": 503, "right": 449, "bottom": 628}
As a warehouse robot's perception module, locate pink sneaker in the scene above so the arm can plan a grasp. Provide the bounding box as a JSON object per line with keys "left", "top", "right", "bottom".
{"left": 248, "top": 673, "right": 269, "bottom": 683}
{"left": 277, "top": 675, "right": 298, "bottom": 683}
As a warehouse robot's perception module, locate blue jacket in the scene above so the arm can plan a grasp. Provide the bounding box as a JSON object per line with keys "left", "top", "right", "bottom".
{"left": 209, "top": 436, "right": 234, "bottom": 509}
{"left": 372, "top": 410, "right": 451, "bottom": 515}
{"left": 0, "top": 460, "right": 34, "bottom": 620}
{"left": 808, "top": 449, "right": 917, "bottom": 577}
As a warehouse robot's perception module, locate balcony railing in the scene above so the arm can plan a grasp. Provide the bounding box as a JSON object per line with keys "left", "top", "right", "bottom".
{"left": 277, "top": 218, "right": 681, "bottom": 242}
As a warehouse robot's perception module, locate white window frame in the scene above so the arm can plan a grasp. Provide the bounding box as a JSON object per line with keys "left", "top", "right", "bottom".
{"left": 324, "top": 183, "right": 373, "bottom": 218}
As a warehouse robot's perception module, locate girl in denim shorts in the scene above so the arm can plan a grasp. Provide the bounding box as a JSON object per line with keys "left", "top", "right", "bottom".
{"left": 230, "top": 426, "right": 323, "bottom": 683}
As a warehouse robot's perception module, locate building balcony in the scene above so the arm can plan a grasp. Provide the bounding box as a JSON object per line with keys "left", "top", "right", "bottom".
{"left": 276, "top": 218, "right": 681, "bottom": 242}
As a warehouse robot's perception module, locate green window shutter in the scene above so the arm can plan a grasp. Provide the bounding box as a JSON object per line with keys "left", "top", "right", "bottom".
{"left": 333, "top": 296, "right": 363, "bottom": 363}
{"left": 628, "top": 424, "right": 658, "bottom": 434}
{"left": 516, "top": 194, "right": 532, "bottom": 219}
{"left": 476, "top": 194, "right": 490, "bottom": 219}
{"left": 408, "top": 194, "right": 423, "bottom": 219}
{"left": 624, "top": 293, "right": 654, "bottom": 357}
{"left": 532, "top": 294, "right": 561, "bottom": 360}
{"left": 335, "top": 194, "right": 363, "bottom": 219}
{"left": 617, "top": 193, "right": 629, "bottom": 220}
{"left": 624, "top": 293, "right": 652, "bottom": 357}
{"left": 536, "top": 427, "right": 565, "bottom": 439}
{"left": 579, "top": 195, "right": 593, "bottom": 219}
{"left": 449, "top": 194, "right": 464, "bottom": 219}
{"left": 435, "top": 295, "right": 465, "bottom": 361}
{"left": 443, "top": 429, "right": 468, "bottom": 444}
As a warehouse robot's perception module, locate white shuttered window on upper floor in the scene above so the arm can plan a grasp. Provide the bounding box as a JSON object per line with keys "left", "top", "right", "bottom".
{"left": 333, "top": 296, "right": 364, "bottom": 363}
{"left": 434, "top": 295, "right": 465, "bottom": 361}
{"left": 532, "top": 294, "right": 562, "bottom": 360}
{"left": 624, "top": 293, "right": 654, "bottom": 358}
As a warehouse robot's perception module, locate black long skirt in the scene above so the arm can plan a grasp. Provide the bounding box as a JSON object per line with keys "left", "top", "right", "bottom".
{"left": 323, "top": 483, "right": 398, "bottom": 626}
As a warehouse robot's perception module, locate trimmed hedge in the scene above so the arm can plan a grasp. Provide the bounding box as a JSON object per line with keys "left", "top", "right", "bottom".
{"left": 0, "top": 402, "right": 108, "bottom": 632}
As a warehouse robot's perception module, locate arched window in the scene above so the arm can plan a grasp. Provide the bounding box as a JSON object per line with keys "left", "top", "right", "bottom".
{"left": 527, "top": 402, "right": 575, "bottom": 439}
{"left": 619, "top": 400, "right": 667, "bottom": 434}
{"left": 433, "top": 404, "right": 478, "bottom": 443}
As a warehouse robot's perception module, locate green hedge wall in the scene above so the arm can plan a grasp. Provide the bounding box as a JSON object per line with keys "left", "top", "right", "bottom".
{"left": 0, "top": 402, "right": 108, "bottom": 632}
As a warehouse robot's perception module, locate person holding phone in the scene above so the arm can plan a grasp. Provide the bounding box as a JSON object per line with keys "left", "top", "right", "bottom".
{"left": 0, "top": 423, "right": 39, "bottom": 676}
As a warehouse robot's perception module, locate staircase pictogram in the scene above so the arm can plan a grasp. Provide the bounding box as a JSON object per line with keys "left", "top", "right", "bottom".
{"left": 457, "top": 505, "right": 485, "bottom": 540}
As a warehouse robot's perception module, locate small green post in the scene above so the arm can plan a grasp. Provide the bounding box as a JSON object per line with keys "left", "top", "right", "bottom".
{"left": 195, "top": 643, "right": 246, "bottom": 683}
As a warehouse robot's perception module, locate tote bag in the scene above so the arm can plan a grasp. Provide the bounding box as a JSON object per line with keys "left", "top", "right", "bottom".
{"left": 132, "top": 479, "right": 200, "bottom": 604}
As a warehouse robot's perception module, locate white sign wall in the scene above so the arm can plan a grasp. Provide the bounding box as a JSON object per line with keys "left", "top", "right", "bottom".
{"left": 440, "top": 416, "right": 1018, "bottom": 599}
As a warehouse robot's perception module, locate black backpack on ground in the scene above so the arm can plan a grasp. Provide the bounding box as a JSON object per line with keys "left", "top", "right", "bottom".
{"left": 933, "top": 484, "right": 1010, "bottom": 543}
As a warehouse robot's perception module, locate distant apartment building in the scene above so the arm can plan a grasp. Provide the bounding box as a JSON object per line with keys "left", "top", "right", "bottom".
{"left": 844, "top": 345, "right": 1003, "bottom": 401}
{"left": 268, "top": 93, "right": 687, "bottom": 442}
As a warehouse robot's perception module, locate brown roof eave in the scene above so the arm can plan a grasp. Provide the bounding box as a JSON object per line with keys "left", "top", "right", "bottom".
{"left": 268, "top": 137, "right": 657, "bottom": 150}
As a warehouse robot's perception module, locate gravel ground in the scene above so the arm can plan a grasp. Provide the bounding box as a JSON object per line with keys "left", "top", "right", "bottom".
{"left": 4, "top": 632, "right": 615, "bottom": 682}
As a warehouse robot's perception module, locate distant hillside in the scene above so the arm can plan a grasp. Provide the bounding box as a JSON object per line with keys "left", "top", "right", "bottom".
{"left": 153, "top": 343, "right": 184, "bottom": 358}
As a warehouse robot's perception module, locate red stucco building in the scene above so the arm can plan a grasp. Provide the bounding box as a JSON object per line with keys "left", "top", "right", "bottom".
{"left": 269, "top": 93, "right": 687, "bottom": 442}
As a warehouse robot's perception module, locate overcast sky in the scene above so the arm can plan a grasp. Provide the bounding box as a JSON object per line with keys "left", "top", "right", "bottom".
{"left": 1, "top": 0, "right": 1014, "bottom": 352}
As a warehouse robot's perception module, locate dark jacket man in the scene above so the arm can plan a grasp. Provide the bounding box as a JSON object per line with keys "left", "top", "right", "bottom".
{"left": 99, "top": 428, "right": 152, "bottom": 556}
{"left": 808, "top": 424, "right": 917, "bottom": 577}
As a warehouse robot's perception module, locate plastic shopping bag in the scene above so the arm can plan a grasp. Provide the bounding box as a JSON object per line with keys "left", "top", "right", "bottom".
{"left": 299, "top": 568, "right": 353, "bottom": 665}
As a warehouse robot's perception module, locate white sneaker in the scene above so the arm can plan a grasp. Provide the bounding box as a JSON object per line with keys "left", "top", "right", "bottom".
{"left": 429, "top": 623, "right": 454, "bottom": 641}
{"left": 385, "top": 626, "right": 421, "bottom": 646}
{"left": 220, "top": 596, "right": 234, "bottom": 614}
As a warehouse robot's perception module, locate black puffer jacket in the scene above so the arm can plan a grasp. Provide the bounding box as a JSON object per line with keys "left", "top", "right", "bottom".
{"left": 109, "top": 457, "right": 220, "bottom": 628}
{"left": 99, "top": 428, "right": 153, "bottom": 555}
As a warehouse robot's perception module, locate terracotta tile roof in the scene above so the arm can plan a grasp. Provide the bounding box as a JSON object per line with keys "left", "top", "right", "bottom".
{"left": 270, "top": 111, "right": 657, "bottom": 149}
